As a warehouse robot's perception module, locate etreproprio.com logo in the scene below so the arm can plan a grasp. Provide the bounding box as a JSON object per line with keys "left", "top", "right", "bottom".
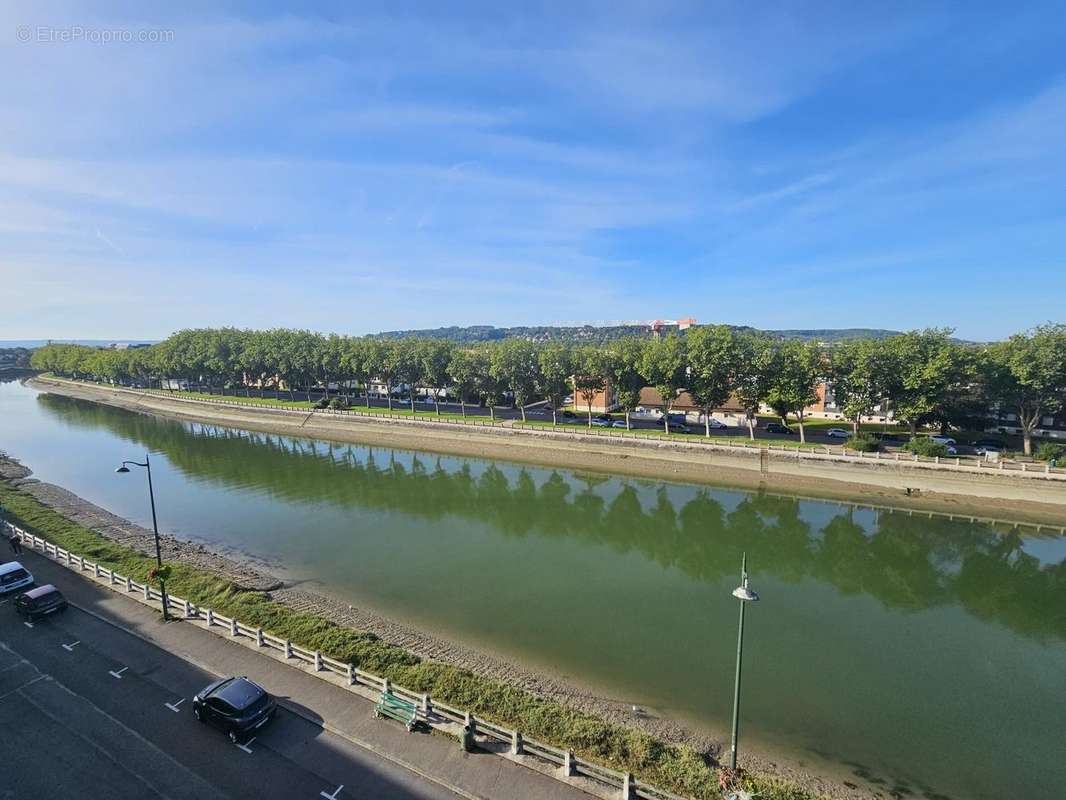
{"left": 17, "top": 25, "right": 175, "bottom": 44}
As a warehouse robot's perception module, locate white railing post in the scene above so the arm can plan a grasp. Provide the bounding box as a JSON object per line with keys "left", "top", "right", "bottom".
{"left": 314, "top": 651, "right": 322, "bottom": 671}
{"left": 125, "top": 576, "right": 132, "bottom": 592}
{"left": 622, "top": 772, "right": 635, "bottom": 798}
{"left": 383, "top": 678, "right": 392, "bottom": 694}
{"left": 346, "top": 664, "right": 355, "bottom": 685}
{"left": 93, "top": 563, "right": 101, "bottom": 578}
{"left": 256, "top": 628, "right": 265, "bottom": 647}
{"left": 206, "top": 608, "right": 214, "bottom": 627}
{"left": 511, "top": 730, "right": 523, "bottom": 755}
{"left": 284, "top": 640, "right": 293, "bottom": 659}
{"left": 109, "top": 570, "right": 116, "bottom": 585}
{"left": 563, "top": 748, "right": 575, "bottom": 776}
{"left": 143, "top": 584, "right": 150, "bottom": 600}
{"left": 67, "top": 550, "right": 73, "bottom": 565}
{"left": 421, "top": 693, "right": 432, "bottom": 715}
{"left": 230, "top": 619, "right": 238, "bottom": 637}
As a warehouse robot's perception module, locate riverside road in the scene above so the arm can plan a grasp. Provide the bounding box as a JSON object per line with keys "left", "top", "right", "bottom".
{"left": 0, "top": 602, "right": 460, "bottom": 800}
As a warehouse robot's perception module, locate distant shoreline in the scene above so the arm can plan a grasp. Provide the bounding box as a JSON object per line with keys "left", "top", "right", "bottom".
{"left": 29, "top": 376, "right": 1066, "bottom": 527}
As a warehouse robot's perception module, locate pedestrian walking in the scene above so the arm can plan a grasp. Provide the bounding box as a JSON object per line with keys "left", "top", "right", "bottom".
{"left": 8, "top": 532, "right": 21, "bottom": 555}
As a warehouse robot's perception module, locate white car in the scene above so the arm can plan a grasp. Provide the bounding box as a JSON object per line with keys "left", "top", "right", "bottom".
{"left": 929, "top": 434, "right": 956, "bottom": 446}
{"left": 825, "top": 428, "right": 852, "bottom": 438}
{"left": 707, "top": 418, "right": 728, "bottom": 429}
{"left": 611, "top": 419, "right": 628, "bottom": 428}
{"left": 0, "top": 561, "right": 35, "bottom": 595}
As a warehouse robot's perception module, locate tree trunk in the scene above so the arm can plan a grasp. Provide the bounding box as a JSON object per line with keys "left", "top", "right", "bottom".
{"left": 364, "top": 383, "right": 371, "bottom": 408}
{"left": 909, "top": 420, "right": 917, "bottom": 439}
{"left": 460, "top": 397, "right": 466, "bottom": 417}
{"left": 747, "top": 413, "right": 756, "bottom": 441}
{"left": 1023, "top": 429, "right": 1032, "bottom": 456}
{"left": 489, "top": 404, "right": 495, "bottom": 422}
{"left": 386, "top": 383, "right": 393, "bottom": 411}
{"left": 798, "top": 411, "right": 806, "bottom": 444}
{"left": 552, "top": 407, "right": 557, "bottom": 427}
{"left": 410, "top": 393, "right": 416, "bottom": 413}
{"left": 625, "top": 410, "right": 631, "bottom": 431}
{"left": 434, "top": 391, "right": 441, "bottom": 415}
{"left": 704, "top": 408, "right": 711, "bottom": 437}
{"left": 587, "top": 402, "right": 593, "bottom": 428}
{"left": 520, "top": 406, "right": 527, "bottom": 423}
{"left": 852, "top": 418, "right": 860, "bottom": 436}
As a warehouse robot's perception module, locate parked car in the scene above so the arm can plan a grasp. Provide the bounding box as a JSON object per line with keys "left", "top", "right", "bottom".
{"left": 707, "top": 418, "right": 728, "bottom": 429}
{"left": 561, "top": 410, "right": 576, "bottom": 419}
{"left": 945, "top": 445, "right": 958, "bottom": 455}
{"left": 973, "top": 439, "right": 1006, "bottom": 454}
{"left": 930, "top": 434, "right": 957, "bottom": 446}
{"left": 0, "top": 561, "right": 34, "bottom": 595}
{"left": 594, "top": 413, "right": 612, "bottom": 422}
{"left": 872, "top": 432, "right": 903, "bottom": 442}
{"left": 825, "top": 428, "right": 852, "bottom": 438}
{"left": 590, "top": 418, "right": 612, "bottom": 427}
{"left": 14, "top": 584, "right": 67, "bottom": 622}
{"left": 765, "top": 423, "right": 794, "bottom": 435}
{"left": 611, "top": 419, "right": 628, "bottom": 428}
{"left": 193, "top": 676, "right": 277, "bottom": 743}
{"left": 655, "top": 414, "right": 688, "bottom": 428}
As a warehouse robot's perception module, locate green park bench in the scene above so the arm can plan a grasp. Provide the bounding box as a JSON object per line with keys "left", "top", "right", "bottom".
{"left": 374, "top": 690, "right": 418, "bottom": 732}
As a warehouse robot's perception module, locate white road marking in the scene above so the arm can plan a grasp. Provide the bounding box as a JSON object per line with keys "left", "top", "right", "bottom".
{"left": 109, "top": 666, "right": 128, "bottom": 679}
{"left": 165, "top": 698, "right": 184, "bottom": 713}
{"left": 320, "top": 785, "right": 344, "bottom": 800}
{"left": 235, "top": 736, "right": 256, "bottom": 754}
{"left": 62, "top": 641, "right": 81, "bottom": 651}
{"left": 23, "top": 621, "right": 34, "bottom": 628}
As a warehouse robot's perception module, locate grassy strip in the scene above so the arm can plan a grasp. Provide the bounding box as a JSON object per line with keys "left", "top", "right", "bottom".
{"left": 1, "top": 480, "right": 822, "bottom": 800}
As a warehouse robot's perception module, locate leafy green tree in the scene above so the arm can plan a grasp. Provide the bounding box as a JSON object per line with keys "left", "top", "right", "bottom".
{"left": 447, "top": 347, "right": 482, "bottom": 418}
{"left": 573, "top": 345, "right": 611, "bottom": 428}
{"left": 830, "top": 338, "right": 894, "bottom": 435}
{"left": 733, "top": 332, "right": 778, "bottom": 440}
{"left": 491, "top": 338, "right": 541, "bottom": 422}
{"left": 765, "top": 339, "right": 823, "bottom": 443}
{"left": 884, "top": 329, "right": 969, "bottom": 437}
{"left": 473, "top": 347, "right": 506, "bottom": 421}
{"left": 686, "top": 325, "right": 739, "bottom": 438}
{"left": 984, "top": 324, "right": 1066, "bottom": 455}
{"left": 608, "top": 337, "right": 646, "bottom": 430}
{"left": 639, "top": 335, "right": 687, "bottom": 434}
{"left": 536, "top": 341, "right": 573, "bottom": 427}
{"left": 358, "top": 337, "right": 386, "bottom": 409}
{"left": 417, "top": 339, "right": 455, "bottom": 414}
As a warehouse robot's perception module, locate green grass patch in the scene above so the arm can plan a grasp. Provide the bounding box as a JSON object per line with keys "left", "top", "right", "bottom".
{"left": 0, "top": 480, "right": 822, "bottom": 800}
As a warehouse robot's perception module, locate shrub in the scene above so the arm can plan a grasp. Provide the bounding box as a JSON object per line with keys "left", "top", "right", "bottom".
{"left": 1035, "top": 442, "right": 1065, "bottom": 462}
{"left": 314, "top": 397, "right": 330, "bottom": 409}
{"left": 845, "top": 434, "right": 879, "bottom": 452}
{"left": 902, "top": 438, "right": 949, "bottom": 458}
{"left": 329, "top": 396, "right": 350, "bottom": 410}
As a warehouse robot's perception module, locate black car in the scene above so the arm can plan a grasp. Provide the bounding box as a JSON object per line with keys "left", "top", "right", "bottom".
{"left": 562, "top": 410, "right": 576, "bottom": 419}
{"left": 14, "top": 584, "right": 68, "bottom": 622}
{"left": 872, "top": 432, "right": 903, "bottom": 442}
{"left": 193, "top": 676, "right": 277, "bottom": 742}
{"left": 765, "top": 423, "right": 793, "bottom": 435}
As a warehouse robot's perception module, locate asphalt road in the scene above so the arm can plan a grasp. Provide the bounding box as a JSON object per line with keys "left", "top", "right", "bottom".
{"left": 0, "top": 597, "right": 459, "bottom": 800}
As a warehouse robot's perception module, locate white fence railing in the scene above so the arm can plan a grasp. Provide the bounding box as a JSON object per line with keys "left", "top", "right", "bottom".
{"left": 44, "top": 377, "right": 1066, "bottom": 483}
{"left": 3, "top": 520, "right": 689, "bottom": 800}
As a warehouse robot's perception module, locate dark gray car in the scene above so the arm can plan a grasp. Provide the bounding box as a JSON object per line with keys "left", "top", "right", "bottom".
{"left": 193, "top": 676, "right": 277, "bottom": 742}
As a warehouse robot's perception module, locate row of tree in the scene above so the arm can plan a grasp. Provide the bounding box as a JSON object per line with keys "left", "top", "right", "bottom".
{"left": 30, "top": 324, "right": 1066, "bottom": 453}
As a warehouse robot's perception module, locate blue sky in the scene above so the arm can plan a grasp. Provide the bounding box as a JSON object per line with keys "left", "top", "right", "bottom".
{"left": 1, "top": 2, "right": 1064, "bottom": 341}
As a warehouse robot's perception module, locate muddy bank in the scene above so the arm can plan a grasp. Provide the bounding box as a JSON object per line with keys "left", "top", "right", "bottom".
{"left": 30, "top": 377, "right": 1066, "bottom": 527}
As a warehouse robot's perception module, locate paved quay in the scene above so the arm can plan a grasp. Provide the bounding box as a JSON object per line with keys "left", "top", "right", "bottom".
{"left": 2, "top": 549, "right": 594, "bottom": 800}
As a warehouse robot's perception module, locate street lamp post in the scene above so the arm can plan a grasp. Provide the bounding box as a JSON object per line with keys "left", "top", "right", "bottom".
{"left": 728, "top": 552, "right": 759, "bottom": 772}
{"left": 115, "top": 454, "right": 169, "bottom": 621}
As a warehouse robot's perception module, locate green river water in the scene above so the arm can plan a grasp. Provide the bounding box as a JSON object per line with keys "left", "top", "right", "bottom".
{"left": 0, "top": 380, "right": 1063, "bottom": 799}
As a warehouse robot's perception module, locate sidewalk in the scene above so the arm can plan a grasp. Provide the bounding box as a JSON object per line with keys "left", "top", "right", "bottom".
{"left": 18, "top": 549, "right": 595, "bottom": 800}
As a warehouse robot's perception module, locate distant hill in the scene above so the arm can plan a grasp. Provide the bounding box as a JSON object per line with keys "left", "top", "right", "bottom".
{"left": 374, "top": 325, "right": 901, "bottom": 344}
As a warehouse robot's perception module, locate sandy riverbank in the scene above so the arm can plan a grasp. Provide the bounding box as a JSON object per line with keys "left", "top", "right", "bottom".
{"left": 30, "top": 377, "right": 1066, "bottom": 527}
{"left": 1, "top": 451, "right": 864, "bottom": 800}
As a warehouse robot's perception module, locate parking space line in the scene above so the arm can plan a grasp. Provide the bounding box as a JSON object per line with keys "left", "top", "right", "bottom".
{"left": 235, "top": 737, "right": 256, "bottom": 755}
{"left": 320, "top": 785, "right": 344, "bottom": 799}
{"left": 164, "top": 698, "right": 184, "bottom": 713}
{"left": 62, "top": 640, "right": 81, "bottom": 651}
{"left": 108, "top": 666, "right": 129, "bottom": 679}
{"left": 23, "top": 621, "right": 34, "bottom": 628}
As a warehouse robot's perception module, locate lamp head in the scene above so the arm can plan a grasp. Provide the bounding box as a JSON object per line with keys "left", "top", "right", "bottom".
{"left": 115, "top": 465, "right": 130, "bottom": 474}
{"left": 732, "top": 585, "right": 760, "bottom": 602}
